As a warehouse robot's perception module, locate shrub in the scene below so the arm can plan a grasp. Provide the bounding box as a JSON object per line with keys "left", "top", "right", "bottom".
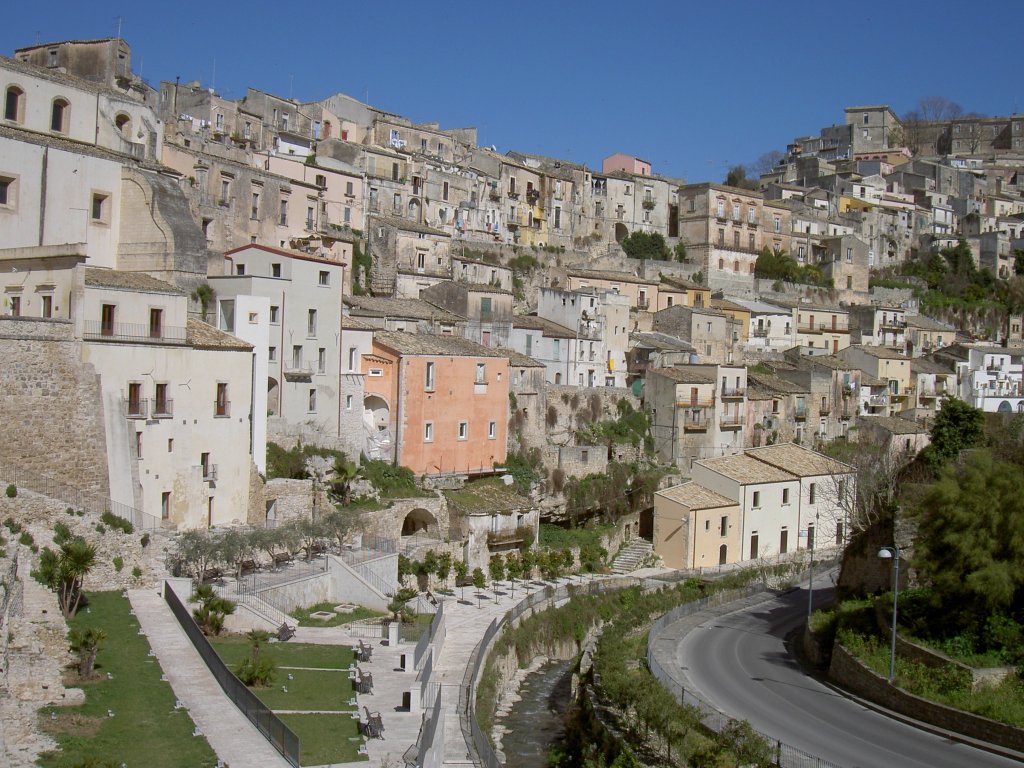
{"left": 3, "top": 517, "right": 21, "bottom": 534}
{"left": 100, "top": 510, "right": 134, "bottom": 534}
{"left": 112, "top": 556, "right": 124, "bottom": 573}
{"left": 95, "top": 524, "right": 106, "bottom": 535}
{"left": 140, "top": 533, "right": 151, "bottom": 548}
{"left": 18, "top": 531, "right": 33, "bottom": 547}
{"left": 53, "top": 521, "right": 73, "bottom": 546}
{"left": 132, "top": 566, "right": 142, "bottom": 579}
{"left": 5, "top": 484, "right": 15, "bottom": 498}
{"left": 64, "top": 507, "right": 76, "bottom": 516}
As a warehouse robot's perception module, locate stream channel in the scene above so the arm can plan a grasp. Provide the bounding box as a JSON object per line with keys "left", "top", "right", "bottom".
{"left": 497, "top": 659, "right": 576, "bottom": 768}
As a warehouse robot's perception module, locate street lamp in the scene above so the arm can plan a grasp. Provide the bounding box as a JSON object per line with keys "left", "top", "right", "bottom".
{"left": 806, "top": 513, "right": 819, "bottom": 622}
{"left": 877, "top": 545, "right": 901, "bottom": 683}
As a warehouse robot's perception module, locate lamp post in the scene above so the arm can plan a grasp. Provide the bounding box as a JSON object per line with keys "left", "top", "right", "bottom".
{"left": 806, "top": 513, "right": 818, "bottom": 622}
{"left": 877, "top": 545, "right": 901, "bottom": 683}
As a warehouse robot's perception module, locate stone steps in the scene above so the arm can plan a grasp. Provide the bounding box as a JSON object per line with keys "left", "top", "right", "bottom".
{"left": 610, "top": 539, "right": 653, "bottom": 574}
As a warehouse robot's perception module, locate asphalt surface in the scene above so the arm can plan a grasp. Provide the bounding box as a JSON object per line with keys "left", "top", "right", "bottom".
{"left": 669, "top": 585, "right": 1022, "bottom": 768}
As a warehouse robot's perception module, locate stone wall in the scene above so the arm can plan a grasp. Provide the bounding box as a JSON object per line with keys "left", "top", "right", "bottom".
{"left": 543, "top": 385, "right": 639, "bottom": 448}
{"left": 829, "top": 643, "right": 1024, "bottom": 752}
{"left": 264, "top": 478, "right": 314, "bottom": 526}
{"left": 0, "top": 318, "right": 110, "bottom": 498}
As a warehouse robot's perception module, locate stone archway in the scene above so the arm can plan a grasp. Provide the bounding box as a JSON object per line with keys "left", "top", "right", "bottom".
{"left": 267, "top": 376, "right": 280, "bottom": 416}
{"left": 998, "top": 400, "right": 1013, "bottom": 413}
{"left": 402, "top": 508, "right": 439, "bottom": 537}
{"left": 614, "top": 223, "right": 629, "bottom": 243}
{"left": 408, "top": 198, "right": 421, "bottom": 223}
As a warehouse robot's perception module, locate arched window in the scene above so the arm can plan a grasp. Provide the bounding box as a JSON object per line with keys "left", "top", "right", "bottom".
{"left": 733, "top": 259, "right": 739, "bottom": 272}
{"left": 718, "top": 258, "right": 724, "bottom": 270}
{"left": 4, "top": 86, "right": 23, "bottom": 123}
{"left": 115, "top": 113, "right": 132, "bottom": 138}
{"left": 50, "top": 98, "right": 69, "bottom": 133}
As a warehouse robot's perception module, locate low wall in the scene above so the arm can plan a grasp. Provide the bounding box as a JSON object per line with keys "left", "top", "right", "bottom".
{"left": 258, "top": 572, "right": 332, "bottom": 614}
{"left": 829, "top": 643, "right": 1024, "bottom": 752}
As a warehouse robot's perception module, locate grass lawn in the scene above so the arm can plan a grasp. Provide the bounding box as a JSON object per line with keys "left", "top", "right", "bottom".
{"left": 291, "top": 601, "right": 387, "bottom": 628}
{"left": 279, "top": 713, "right": 367, "bottom": 765}
{"left": 38, "top": 591, "right": 218, "bottom": 768}
{"left": 210, "top": 636, "right": 355, "bottom": 669}
{"left": 254, "top": 668, "right": 354, "bottom": 711}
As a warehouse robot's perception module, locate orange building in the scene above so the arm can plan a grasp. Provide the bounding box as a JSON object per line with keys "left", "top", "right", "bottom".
{"left": 365, "top": 331, "right": 510, "bottom": 476}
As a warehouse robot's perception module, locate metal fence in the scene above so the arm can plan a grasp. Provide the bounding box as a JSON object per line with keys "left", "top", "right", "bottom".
{"left": 645, "top": 586, "right": 844, "bottom": 768}
{"left": 0, "top": 460, "right": 161, "bottom": 531}
{"left": 163, "top": 583, "right": 300, "bottom": 767}
{"left": 418, "top": 685, "right": 445, "bottom": 768}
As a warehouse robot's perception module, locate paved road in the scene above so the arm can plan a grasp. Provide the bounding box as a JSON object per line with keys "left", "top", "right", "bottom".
{"left": 671, "top": 585, "right": 1021, "bottom": 768}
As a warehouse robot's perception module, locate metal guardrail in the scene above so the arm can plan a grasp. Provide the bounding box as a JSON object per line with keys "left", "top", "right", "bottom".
{"left": 0, "top": 460, "right": 161, "bottom": 531}
{"left": 645, "top": 582, "right": 843, "bottom": 768}
{"left": 418, "top": 685, "right": 445, "bottom": 768}
{"left": 163, "top": 583, "right": 300, "bottom": 767}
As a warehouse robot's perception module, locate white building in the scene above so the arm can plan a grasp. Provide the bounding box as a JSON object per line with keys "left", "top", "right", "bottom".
{"left": 536, "top": 286, "right": 629, "bottom": 388}
{"left": 731, "top": 298, "right": 794, "bottom": 352}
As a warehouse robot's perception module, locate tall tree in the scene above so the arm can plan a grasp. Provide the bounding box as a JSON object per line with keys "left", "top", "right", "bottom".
{"left": 923, "top": 397, "right": 985, "bottom": 466}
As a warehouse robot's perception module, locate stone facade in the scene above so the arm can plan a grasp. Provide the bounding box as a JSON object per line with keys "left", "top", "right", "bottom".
{"left": 0, "top": 318, "right": 109, "bottom": 498}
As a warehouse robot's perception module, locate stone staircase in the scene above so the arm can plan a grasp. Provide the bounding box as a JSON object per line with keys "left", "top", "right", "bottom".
{"left": 610, "top": 538, "right": 653, "bottom": 574}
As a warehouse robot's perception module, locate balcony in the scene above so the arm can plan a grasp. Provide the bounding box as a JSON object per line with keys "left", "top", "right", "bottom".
{"left": 880, "top": 318, "right": 907, "bottom": 330}
{"left": 84, "top": 321, "right": 187, "bottom": 345}
{"left": 683, "top": 408, "right": 711, "bottom": 431}
{"left": 752, "top": 328, "right": 768, "bottom": 337}
{"left": 526, "top": 190, "right": 540, "bottom": 205}
{"left": 794, "top": 407, "right": 808, "bottom": 421}
{"left": 284, "top": 362, "right": 315, "bottom": 381}
{"left": 126, "top": 398, "right": 148, "bottom": 419}
{"left": 797, "top": 322, "right": 849, "bottom": 335}
{"left": 819, "top": 403, "right": 832, "bottom": 415}
{"left": 591, "top": 187, "right": 607, "bottom": 197}
{"left": 577, "top": 322, "right": 602, "bottom": 341}
{"left": 889, "top": 387, "right": 912, "bottom": 400}
{"left": 720, "top": 386, "right": 746, "bottom": 399}
{"left": 487, "top": 528, "right": 527, "bottom": 547}
{"left": 507, "top": 213, "right": 521, "bottom": 229}
{"left": 214, "top": 400, "right": 231, "bottom": 418}
{"left": 202, "top": 464, "right": 218, "bottom": 483}
{"left": 636, "top": 298, "right": 650, "bottom": 310}
{"left": 151, "top": 398, "right": 174, "bottom": 418}
{"left": 719, "top": 414, "right": 744, "bottom": 430}
{"left": 868, "top": 394, "right": 889, "bottom": 408}
{"left": 507, "top": 190, "right": 520, "bottom": 199}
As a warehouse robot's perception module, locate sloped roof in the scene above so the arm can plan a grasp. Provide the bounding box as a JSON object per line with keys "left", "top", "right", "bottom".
{"left": 512, "top": 315, "right": 576, "bottom": 338}
{"left": 568, "top": 268, "right": 658, "bottom": 286}
{"left": 859, "top": 415, "right": 929, "bottom": 435}
{"left": 748, "top": 372, "right": 809, "bottom": 395}
{"left": 697, "top": 453, "right": 796, "bottom": 484}
{"left": 647, "top": 366, "right": 715, "bottom": 384}
{"left": 656, "top": 482, "right": 736, "bottom": 510}
{"left": 186, "top": 318, "right": 252, "bottom": 350}
{"left": 504, "top": 349, "right": 545, "bottom": 368}
{"left": 85, "top": 268, "right": 183, "bottom": 295}
{"left": 345, "top": 296, "right": 462, "bottom": 322}
{"left": 745, "top": 443, "right": 855, "bottom": 477}
{"left": 374, "top": 330, "right": 508, "bottom": 358}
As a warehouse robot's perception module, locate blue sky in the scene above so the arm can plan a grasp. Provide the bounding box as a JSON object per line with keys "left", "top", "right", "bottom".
{"left": 4, "top": 1, "right": 1022, "bottom": 182}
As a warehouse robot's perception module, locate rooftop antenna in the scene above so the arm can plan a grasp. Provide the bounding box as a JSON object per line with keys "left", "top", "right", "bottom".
{"left": 289, "top": 74, "right": 294, "bottom": 100}
{"left": 211, "top": 58, "right": 216, "bottom": 92}
{"left": 115, "top": 16, "right": 122, "bottom": 42}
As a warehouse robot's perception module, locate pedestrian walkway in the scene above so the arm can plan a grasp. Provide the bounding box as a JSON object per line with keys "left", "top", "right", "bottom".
{"left": 128, "top": 588, "right": 291, "bottom": 768}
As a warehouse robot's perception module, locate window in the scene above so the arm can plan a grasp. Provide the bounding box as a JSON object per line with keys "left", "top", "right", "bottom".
{"left": 292, "top": 345, "right": 302, "bottom": 369}
{"left": 732, "top": 203, "right": 740, "bottom": 221}
{"left": 154, "top": 383, "right": 170, "bottom": 416}
{"left": 809, "top": 482, "right": 817, "bottom": 504}
{"left": 488, "top": 421, "right": 496, "bottom": 439}
{"left": 220, "top": 177, "right": 231, "bottom": 205}
{"left": 424, "top": 422, "right": 434, "bottom": 442}
{"left": 347, "top": 346, "right": 358, "bottom": 371}
{"left": 251, "top": 192, "right": 259, "bottom": 219}
{"left": 475, "top": 363, "right": 486, "bottom": 384}
{"left": 779, "top": 527, "right": 789, "bottom": 555}
{"left": 307, "top": 309, "right": 317, "bottom": 337}
{"left": 269, "top": 346, "right": 276, "bottom": 362}
{"left": 215, "top": 383, "right": 229, "bottom": 417}
{"left": 773, "top": 216, "right": 781, "bottom": 233}
{"left": 720, "top": 516, "right": 728, "bottom": 537}
{"left": 279, "top": 198, "right": 288, "bottom": 226}
{"left": 149, "top": 308, "right": 163, "bottom": 338}
{"left": 318, "top": 270, "right": 329, "bottom": 286}
{"left": 50, "top": 98, "right": 69, "bottom": 133}
{"left": 458, "top": 421, "right": 468, "bottom": 440}
{"left": 91, "top": 193, "right": 109, "bottom": 223}
{"left": 317, "top": 348, "right": 326, "bottom": 373}
{"left": 480, "top": 297, "right": 492, "bottom": 317}
{"left": 101, "top": 303, "right": 115, "bottom": 336}
{"left": 425, "top": 361, "right": 435, "bottom": 390}
{"left": 716, "top": 200, "right": 725, "bottom": 217}
{"left": 0, "top": 175, "right": 14, "bottom": 208}
{"left": 271, "top": 263, "right": 281, "bottom": 278}
{"left": 308, "top": 388, "right": 317, "bottom": 412}
{"left": 749, "top": 533, "right": 759, "bottom": 560}
{"left": 346, "top": 395, "right": 353, "bottom": 411}
{"left": 127, "top": 382, "right": 143, "bottom": 416}
{"left": 443, "top": 181, "right": 449, "bottom": 201}
{"left": 161, "top": 492, "right": 171, "bottom": 520}
{"left": 846, "top": 247, "right": 852, "bottom": 263}
{"left": 269, "top": 305, "right": 279, "bottom": 323}
{"left": 135, "top": 431, "right": 143, "bottom": 460}
{"left": 345, "top": 181, "right": 354, "bottom": 196}
{"left": 782, "top": 488, "right": 790, "bottom": 505}
{"left": 40, "top": 294, "right": 52, "bottom": 318}
{"left": 244, "top": 121, "right": 252, "bottom": 139}
{"left": 4, "top": 86, "right": 23, "bottom": 123}
{"left": 752, "top": 491, "right": 761, "bottom": 508}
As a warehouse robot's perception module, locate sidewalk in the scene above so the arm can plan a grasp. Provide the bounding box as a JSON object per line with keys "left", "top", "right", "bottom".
{"left": 128, "top": 589, "right": 291, "bottom": 768}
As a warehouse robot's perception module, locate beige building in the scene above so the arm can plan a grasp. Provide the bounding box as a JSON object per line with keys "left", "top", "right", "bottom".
{"left": 838, "top": 345, "right": 914, "bottom": 416}
{"left": 656, "top": 276, "right": 710, "bottom": 311}
{"left": 653, "top": 483, "right": 740, "bottom": 570}
{"left": 566, "top": 268, "right": 659, "bottom": 310}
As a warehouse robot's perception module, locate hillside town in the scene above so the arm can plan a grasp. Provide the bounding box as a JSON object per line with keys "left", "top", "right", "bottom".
{"left": 3, "top": 34, "right": 1024, "bottom": 768}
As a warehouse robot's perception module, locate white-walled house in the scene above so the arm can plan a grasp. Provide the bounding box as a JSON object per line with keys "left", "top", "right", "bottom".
{"left": 536, "top": 286, "right": 629, "bottom": 387}
{"left": 211, "top": 244, "right": 347, "bottom": 450}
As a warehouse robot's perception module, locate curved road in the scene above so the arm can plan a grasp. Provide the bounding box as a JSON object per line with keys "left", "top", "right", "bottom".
{"left": 668, "top": 585, "right": 1021, "bottom": 768}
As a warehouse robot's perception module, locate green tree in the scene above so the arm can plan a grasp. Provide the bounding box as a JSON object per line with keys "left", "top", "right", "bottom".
{"left": 1015, "top": 249, "right": 1024, "bottom": 277}
{"left": 454, "top": 559, "right": 469, "bottom": 601}
{"left": 191, "top": 283, "right": 215, "bottom": 322}
{"left": 235, "top": 629, "right": 277, "bottom": 687}
{"left": 620, "top": 231, "right": 670, "bottom": 261}
{"left": 724, "top": 165, "right": 758, "bottom": 191}
{"left": 923, "top": 397, "right": 985, "bottom": 466}
{"left": 913, "top": 450, "right": 1024, "bottom": 622}
{"left": 191, "top": 584, "right": 236, "bottom": 636}
{"left": 326, "top": 455, "right": 360, "bottom": 506}
{"left": 68, "top": 626, "right": 106, "bottom": 679}
{"left": 472, "top": 567, "right": 486, "bottom": 609}
{"left": 435, "top": 551, "right": 453, "bottom": 587}
{"left": 35, "top": 538, "right": 98, "bottom": 617}
{"left": 489, "top": 555, "right": 506, "bottom": 591}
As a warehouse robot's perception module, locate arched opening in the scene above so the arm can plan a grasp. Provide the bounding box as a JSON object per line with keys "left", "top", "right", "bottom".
{"left": 614, "top": 223, "right": 629, "bottom": 243}
{"left": 554, "top": 372, "right": 562, "bottom": 384}
{"left": 408, "top": 197, "right": 421, "bottom": 223}
{"left": 363, "top": 395, "right": 390, "bottom": 429}
{"left": 998, "top": 400, "right": 1013, "bottom": 413}
{"left": 401, "top": 508, "right": 438, "bottom": 537}
{"left": 322, "top": 120, "right": 332, "bottom": 139}
{"left": 638, "top": 508, "right": 654, "bottom": 540}
{"left": 50, "top": 97, "right": 69, "bottom": 133}
{"left": 718, "top": 544, "right": 728, "bottom": 565}
{"left": 115, "top": 112, "right": 132, "bottom": 138}
{"left": 267, "top": 377, "right": 280, "bottom": 416}
{"left": 4, "top": 86, "right": 23, "bottom": 123}
{"left": 363, "top": 394, "right": 392, "bottom": 459}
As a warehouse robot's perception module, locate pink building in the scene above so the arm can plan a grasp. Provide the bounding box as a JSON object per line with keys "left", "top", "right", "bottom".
{"left": 602, "top": 153, "right": 651, "bottom": 176}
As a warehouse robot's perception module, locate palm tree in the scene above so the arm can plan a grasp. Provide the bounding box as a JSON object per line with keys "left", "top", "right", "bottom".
{"left": 191, "top": 584, "right": 236, "bottom": 636}
{"left": 326, "top": 455, "right": 360, "bottom": 506}
{"left": 69, "top": 626, "right": 106, "bottom": 678}
{"left": 191, "top": 283, "right": 215, "bottom": 322}
{"left": 51, "top": 539, "right": 97, "bottom": 618}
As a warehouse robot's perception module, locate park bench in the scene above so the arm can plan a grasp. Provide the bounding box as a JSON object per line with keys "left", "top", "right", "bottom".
{"left": 276, "top": 622, "right": 296, "bottom": 642}
{"left": 272, "top": 552, "right": 294, "bottom": 568}
{"left": 363, "top": 706, "right": 384, "bottom": 739}
{"left": 200, "top": 567, "right": 224, "bottom": 583}
{"left": 356, "top": 639, "right": 373, "bottom": 662}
